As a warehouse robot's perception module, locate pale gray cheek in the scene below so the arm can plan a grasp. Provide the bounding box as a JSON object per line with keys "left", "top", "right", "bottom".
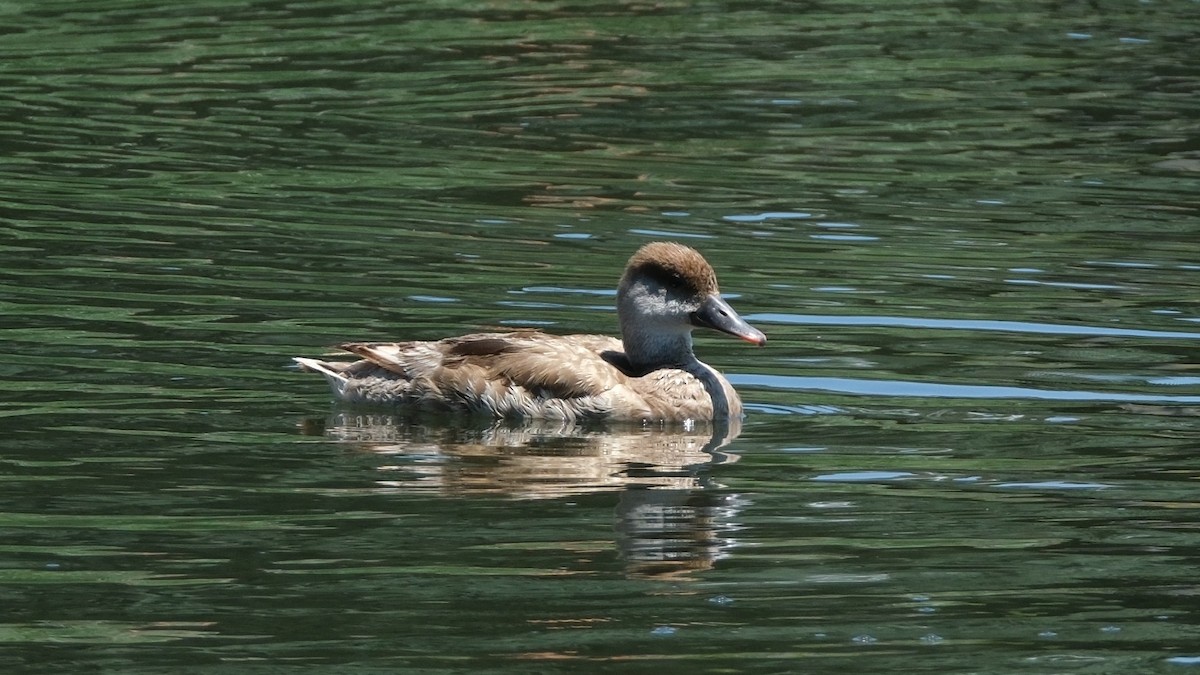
{"left": 645, "top": 292, "right": 671, "bottom": 313}
{"left": 667, "top": 298, "right": 696, "bottom": 316}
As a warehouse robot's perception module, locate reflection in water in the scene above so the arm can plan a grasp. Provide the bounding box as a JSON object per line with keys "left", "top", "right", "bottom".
{"left": 614, "top": 487, "right": 744, "bottom": 580}
{"left": 301, "top": 413, "right": 743, "bottom": 578}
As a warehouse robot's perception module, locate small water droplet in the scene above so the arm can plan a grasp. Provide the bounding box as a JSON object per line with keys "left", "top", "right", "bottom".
{"left": 651, "top": 625, "right": 677, "bottom": 636}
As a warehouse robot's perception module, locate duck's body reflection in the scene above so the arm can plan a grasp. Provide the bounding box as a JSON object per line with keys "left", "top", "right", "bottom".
{"left": 302, "top": 414, "right": 745, "bottom": 578}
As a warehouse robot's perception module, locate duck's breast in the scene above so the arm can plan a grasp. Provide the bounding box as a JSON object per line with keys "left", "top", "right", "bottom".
{"left": 616, "top": 367, "right": 722, "bottom": 422}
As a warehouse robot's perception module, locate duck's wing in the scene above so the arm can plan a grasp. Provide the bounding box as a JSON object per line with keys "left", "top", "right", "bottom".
{"left": 334, "top": 332, "right": 615, "bottom": 384}
{"left": 323, "top": 332, "right": 635, "bottom": 417}
{"left": 337, "top": 340, "right": 444, "bottom": 378}
{"left": 442, "top": 332, "right": 627, "bottom": 400}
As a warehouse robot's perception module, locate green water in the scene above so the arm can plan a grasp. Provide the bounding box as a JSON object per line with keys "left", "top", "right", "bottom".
{"left": 3, "top": 0, "right": 1200, "bottom": 672}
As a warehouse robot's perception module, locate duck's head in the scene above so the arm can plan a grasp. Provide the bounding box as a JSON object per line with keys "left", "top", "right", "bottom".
{"left": 616, "top": 242, "right": 765, "bottom": 366}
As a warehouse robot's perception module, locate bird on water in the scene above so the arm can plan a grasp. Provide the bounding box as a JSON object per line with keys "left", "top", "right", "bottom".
{"left": 294, "top": 241, "right": 766, "bottom": 423}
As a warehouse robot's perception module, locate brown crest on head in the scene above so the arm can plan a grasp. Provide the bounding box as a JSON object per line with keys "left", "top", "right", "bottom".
{"left": 620, "top": 241, "right": 719, "bottom": 296}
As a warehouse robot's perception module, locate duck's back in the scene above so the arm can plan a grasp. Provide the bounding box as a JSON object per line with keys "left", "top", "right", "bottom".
{"left": 296, "top": 330, "right": 730, "bottom": 422}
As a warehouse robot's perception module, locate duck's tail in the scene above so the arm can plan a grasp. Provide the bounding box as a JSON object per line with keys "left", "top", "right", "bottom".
{"left": 294, "top": 357, "right": 351, "bottom": 399}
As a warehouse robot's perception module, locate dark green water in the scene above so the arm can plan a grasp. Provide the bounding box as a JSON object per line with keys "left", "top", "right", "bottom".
{"left": 3, "top": 0, "right": 1200, "bottom": 672}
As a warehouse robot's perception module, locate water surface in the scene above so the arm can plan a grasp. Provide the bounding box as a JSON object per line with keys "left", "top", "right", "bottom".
{"left": 3, "top": 0, "right": 1200, "bottom": 672}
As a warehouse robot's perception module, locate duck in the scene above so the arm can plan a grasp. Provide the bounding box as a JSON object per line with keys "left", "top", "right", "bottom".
{"left": 294, "top": 241, "right": 766, "bottom": 423}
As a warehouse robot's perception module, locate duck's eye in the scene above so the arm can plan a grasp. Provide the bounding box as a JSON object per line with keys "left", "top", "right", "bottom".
{"left": 666, "top": 272, "right": 685, "bottom": 289}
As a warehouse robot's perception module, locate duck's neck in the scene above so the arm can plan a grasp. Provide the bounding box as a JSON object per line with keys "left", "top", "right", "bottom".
{"left": 619, "top": 323, "right": 739, "bottom": 419}
{"left": 620, "top": 321, "right": 695, "bottom": 371}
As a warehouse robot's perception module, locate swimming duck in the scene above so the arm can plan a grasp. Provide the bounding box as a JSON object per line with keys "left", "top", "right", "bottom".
{"left": 294, "top": 241, "right": 765, "bottom": 422}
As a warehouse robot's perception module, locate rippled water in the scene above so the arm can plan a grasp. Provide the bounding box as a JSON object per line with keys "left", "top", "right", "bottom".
{"left": 3, "top": 0, "right": 1200, "bottom": 672}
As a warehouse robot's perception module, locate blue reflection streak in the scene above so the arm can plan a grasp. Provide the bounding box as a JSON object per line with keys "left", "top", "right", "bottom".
{"left": 748, "top": 313, "right": 1200, "bottom": 340}
{"left": 730, "top": 374, "right": 1200, "bottom": 403}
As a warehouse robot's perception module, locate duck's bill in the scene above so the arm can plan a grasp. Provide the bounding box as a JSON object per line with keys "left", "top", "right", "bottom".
{"left": 691, "top": 295, "right": 767, "bottom": 346}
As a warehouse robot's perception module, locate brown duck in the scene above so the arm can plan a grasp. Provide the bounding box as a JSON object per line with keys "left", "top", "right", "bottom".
{"left": 294, "top": 242, "right": 766, "bottom": 422}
